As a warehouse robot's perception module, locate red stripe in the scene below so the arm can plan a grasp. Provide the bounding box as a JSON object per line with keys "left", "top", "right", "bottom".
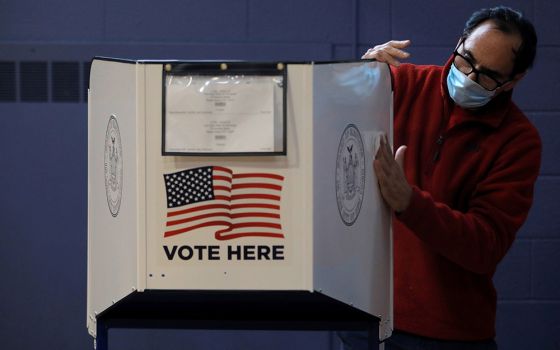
{"left": 215, "top": 232, "right": 285, "bottom": 240}
{"left": 231, "top": 183, "right": 282, "bottom": 191}
{"left": 214, "top": 195, "right": 231, "bottom": 201}
{"left": 230, "top": 203, "right": 280, "bottom": 210}
{"left": 233, "top": 173, "right": 284, "bottom": 180}
{"left": 167, "top": 211, "right": 231, "bottom": 226}
{"left": 164, "top": 220, "right": 230, "bottom": 237}
{"left": 167, "top": 204, "right": 230, "bottom": 217}
{"left": 213, "top": 185, "right": 231, "bottom": 192}
{"left": 213, "top": 166, "right": 233, "bottom": 174}
{"left": 213, "top": 175, "right": 232, "bottom": 183}
{"left": 229, "top": 222, "right": 282, "bottom": 229}
{"left": 231, "top": 212, "right": 280, "bottom": 219}
{"left": 214, "top": 222, "right": 283, "bottom": 240}
{"left": 231, "top": 194, "right": 280, "bottom": 201}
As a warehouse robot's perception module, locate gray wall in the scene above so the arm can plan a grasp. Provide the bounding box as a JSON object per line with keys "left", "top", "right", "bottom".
{"left": 0, "top": 0, "right": 558, "bottom": 349}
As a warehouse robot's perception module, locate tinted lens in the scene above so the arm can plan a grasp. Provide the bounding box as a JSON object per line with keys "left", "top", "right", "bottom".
{"left": 454, "top": 55, "right": 473, "bottom": 74}
{"left": 477, "top": 74, "right": 499, "bottom": 91}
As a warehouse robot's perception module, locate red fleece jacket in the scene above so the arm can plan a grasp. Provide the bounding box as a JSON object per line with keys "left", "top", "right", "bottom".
{"left": 391, "top": 57, "right": 541, "bottom": 340}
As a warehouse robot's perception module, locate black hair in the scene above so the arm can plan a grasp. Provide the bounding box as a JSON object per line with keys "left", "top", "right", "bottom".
{"left": 462, "top": 6, "right": 537, "bottom": 76}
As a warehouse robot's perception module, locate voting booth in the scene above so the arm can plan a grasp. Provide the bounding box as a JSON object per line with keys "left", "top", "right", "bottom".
{"left": 87, "top": 58, "right": 393, "bottom": 347}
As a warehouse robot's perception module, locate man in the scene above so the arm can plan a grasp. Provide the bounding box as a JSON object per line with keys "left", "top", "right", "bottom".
{"left": 346, "top": 6, "right": 540, "bottom": 350}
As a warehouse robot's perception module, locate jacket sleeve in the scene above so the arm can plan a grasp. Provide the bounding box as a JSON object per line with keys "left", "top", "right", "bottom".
{"left": 396, "top": 127, "right": 542, "bottom": 275}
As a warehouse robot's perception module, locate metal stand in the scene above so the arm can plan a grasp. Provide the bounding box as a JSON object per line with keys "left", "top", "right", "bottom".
{"left": 92, "top": 290, "right": 380, "bottom": 350}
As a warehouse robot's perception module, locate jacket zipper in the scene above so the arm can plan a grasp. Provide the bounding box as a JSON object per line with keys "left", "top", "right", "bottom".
{"left": 432, "top": 135, "right": 445, "bottom": 162}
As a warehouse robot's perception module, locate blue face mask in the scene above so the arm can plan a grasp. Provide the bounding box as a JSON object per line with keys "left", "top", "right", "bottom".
{"left": 446, "top": 64, "right": 496, "bottom": 108}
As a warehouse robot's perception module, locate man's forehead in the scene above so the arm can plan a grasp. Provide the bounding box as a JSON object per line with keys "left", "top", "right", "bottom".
{"left": 465, "top": 21, "right": 521, "bottom": 53}
{"left": 463, "top": 21, "right": 521, "bottom": 75}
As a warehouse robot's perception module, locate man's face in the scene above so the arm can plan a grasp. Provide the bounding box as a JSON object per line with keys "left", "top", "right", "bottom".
{"left": 460, "top": 20, "right": 524, "bottom": 92}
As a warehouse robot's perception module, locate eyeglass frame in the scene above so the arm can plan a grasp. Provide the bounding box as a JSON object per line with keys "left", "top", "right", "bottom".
{"left": 452, "top": 37, "right": 513, "bottom": 92}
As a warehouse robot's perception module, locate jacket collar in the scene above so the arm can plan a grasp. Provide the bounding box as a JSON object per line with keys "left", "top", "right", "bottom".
{"left": 441, "top": 55, "right": 513, "bottom": 129}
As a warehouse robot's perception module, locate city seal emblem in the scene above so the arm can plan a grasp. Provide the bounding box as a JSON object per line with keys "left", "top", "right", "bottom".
{"left": 104, "top": 115, "right": 123, "bottom": 217}
{"left": 335, "top": 124, "right": 365, "bottom": 226}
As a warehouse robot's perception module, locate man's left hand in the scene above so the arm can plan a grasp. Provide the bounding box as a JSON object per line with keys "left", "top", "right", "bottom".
{"left": 373, "top": 135, "right": 412, "bottom": 213}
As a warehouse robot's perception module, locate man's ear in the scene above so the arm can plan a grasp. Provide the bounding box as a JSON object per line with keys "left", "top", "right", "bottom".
{"left": 501, "top": 71, "right": 526, "bottom": 92}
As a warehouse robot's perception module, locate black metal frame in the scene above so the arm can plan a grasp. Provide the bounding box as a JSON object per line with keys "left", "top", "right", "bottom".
{"left": 94, "top": 290, "right": 381, "bottom": 350}
{"left": 452, "top": 38, "right": 511, "bottom": 91}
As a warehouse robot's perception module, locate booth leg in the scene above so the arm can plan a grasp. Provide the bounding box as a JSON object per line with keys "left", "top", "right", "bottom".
{"left": 367, "top": 326, "right": 378, "bottom": 350}
{"left": 95, "top": 319, "right": 108, "bottom": 350}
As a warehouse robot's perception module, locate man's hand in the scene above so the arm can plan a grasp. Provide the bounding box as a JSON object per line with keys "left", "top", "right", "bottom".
{"left": 362, "top": 40, "right": 412, "bottom": 67}
{"left": 374, "top": 135, "right": 412, "bottom": 213}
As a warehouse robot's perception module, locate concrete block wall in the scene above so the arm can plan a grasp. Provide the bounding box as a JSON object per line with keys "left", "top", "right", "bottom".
{"left": 0, "top": 0, "right": 558, "bottom": 349}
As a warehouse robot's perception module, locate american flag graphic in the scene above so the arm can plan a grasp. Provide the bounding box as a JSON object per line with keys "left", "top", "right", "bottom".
{"left": 163, "top": 166, "right": 285, "bottom": 240}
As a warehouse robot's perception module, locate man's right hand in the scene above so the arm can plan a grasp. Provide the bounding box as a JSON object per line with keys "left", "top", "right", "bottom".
{"left": 361, "top": 40, "right": 412, "bottom": 66}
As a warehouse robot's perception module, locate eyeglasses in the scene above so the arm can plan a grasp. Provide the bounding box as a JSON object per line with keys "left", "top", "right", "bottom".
{"left": 452, "top": 38, "right": 511, "bottom": 91}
